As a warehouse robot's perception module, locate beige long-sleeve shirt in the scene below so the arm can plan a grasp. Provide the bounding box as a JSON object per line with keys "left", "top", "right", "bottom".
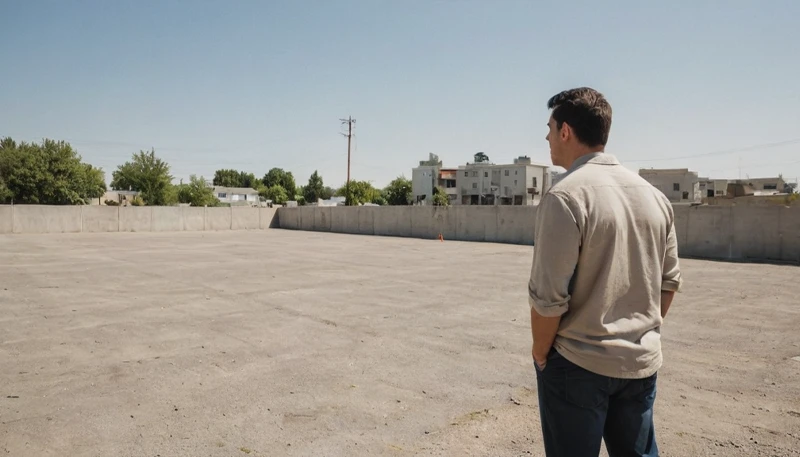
{"left": 529, "top": 152, "right": 681, "bottom": 379}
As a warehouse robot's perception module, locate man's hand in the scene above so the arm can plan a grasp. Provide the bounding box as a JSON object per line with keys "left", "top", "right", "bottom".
{"left": 531, "top": 308, "right": 561, "bottom": 370}
{"left": 532, "top": 343, "right": 549, "bottom": 370}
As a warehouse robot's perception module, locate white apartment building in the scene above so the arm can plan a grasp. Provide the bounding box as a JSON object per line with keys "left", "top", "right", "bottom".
{"left": 456, "top": 156, "right": 549, "bottom": 205}
{"left": 412, "top": 153, "right": 459, "bottom": 205}
{"left": 412, "top": 154, "right": 550, "bottom": 205}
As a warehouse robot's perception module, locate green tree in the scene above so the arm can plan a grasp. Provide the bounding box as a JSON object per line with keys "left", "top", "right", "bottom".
{"left": 433, "top": 186, "right": 450, "bottom": 206}
{"left": 336, "top": 180, "right": 382, "bottom": 205}
{"left": 303, "top": 170, "right": 325, "bottom": 204}
{"left": 213, "top": 169, "right": 257, "bottom": 188}
{"left": 474, "top": 152, "right": 490, "bottom": 163}
{"left": 81, "top": 164, "right": 107, "bottom": 202}
{"left": 262, "top": 168, "right": 296, "bottom": 195}
{"left": 384, "top": 176, "right": 413, "bottom": 206}
{"left": 0, "top": 179, "right": 11, "bottom": 203}
{"left": 262, "top": 184, "right": 289, "bottom": 204}
{"left": 110, "top": 149, "right": 174, "bottom": 205}
{"left": 176, "top": 175, "right": 219, "bottom": 207}
{"left": 0, "top": 137, "right": 107, "bottom": 204}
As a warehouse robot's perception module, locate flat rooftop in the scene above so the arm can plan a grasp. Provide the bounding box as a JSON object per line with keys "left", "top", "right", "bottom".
{"left": 1, "top": 231, "right": 799, "bottom": 456}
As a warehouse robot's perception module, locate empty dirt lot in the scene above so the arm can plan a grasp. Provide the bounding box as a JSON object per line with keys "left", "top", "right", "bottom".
{"left": 1, "top": 230, "right": 799, "bottom": 457}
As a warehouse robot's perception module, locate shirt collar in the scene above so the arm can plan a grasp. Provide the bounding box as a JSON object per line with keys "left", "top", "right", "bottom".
{"left": 568, "top": 152, "right": 619, "bottom": 171}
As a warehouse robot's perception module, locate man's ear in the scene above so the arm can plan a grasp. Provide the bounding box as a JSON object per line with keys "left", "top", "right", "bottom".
{"left": 560, "top": 122, "right": 571, "bottom": 142}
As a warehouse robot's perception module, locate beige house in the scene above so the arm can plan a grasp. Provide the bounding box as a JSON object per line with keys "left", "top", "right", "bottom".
{"left": 89, "top": 190, "right": 141, "bottom": 206}
{"left": 733, "top": 177, "right": 786, "bottom": 194}
{"left": 639, "top": 168, "right": 701, "bottom": 202}
{"left": 213, "top": 186, "right": 263, "bottom": 207}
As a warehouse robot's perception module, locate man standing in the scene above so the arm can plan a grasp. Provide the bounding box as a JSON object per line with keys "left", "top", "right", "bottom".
{"left": 529, "top": 87, "right": 681, "bottom": 457}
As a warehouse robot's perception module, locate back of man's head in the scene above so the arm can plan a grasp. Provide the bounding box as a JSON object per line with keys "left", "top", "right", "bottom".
{"left": 547, "top": 87, "right": 612, "bottom": 148}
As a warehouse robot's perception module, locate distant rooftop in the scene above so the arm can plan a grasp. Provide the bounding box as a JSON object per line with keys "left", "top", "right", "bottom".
{"left": 212, "top": 186, "right": 259, "bottom": 194}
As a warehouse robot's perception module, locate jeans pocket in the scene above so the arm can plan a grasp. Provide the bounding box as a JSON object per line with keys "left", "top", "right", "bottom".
{"left": 564, "top": 370, "right": 607, "bottom": 409}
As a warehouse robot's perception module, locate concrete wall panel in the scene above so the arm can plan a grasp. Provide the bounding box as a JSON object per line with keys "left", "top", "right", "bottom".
{"left": 374, "top": 206, "right": 411, "bottom": 237}
{"left": 0, "top": 206, "right": 12, "bottom": 234}
{"left": 410, "top": 206, "right": 436, "bottom": 239}
{"left": 82, "top": 206, "right": 119, "bottom": 232}
{"left": 672, "top": 204, "right": 690, "bottom": 252}
{"left": 409, "top": 207, "right": 458, "bottom": 240}
{"left": 731, "top": 206, "right": 782, "bottom": 261}
{"left": 313, "top": 207, "right": 332, "bottom": 232}
{"left": 206, "top": 207, "right": 232, "bottom": 231}
{"left": 684, "top": 206, "right": 733, "bottom": 259}
{"left": 259, "top": 207, "right": 279, "bottom": 229}
{"left": 455, "top": 206, "right": 484, "bottom": 242}
{"left": 278, "top": 208, "right": 299, "bottom": 230}
{"left": 231, "top": 207, "right": 259, "bottom": 230}
{"left": 778, "top": 207, "right": 800, "bottom": 263}
{"left": 182, "top": 207, "right": 205, "bottom": 231}
{"left": 13, "top": 205, "right": 82, "bottom": 234}
{"left": 119, "top": 207, "right": 152, "bottom": 232}
{"left": 479, "top": 206, "right": 500, "bottom": 243}
{"left": 357, "top": 207, "right": 374, "bottom": 235}
{"left": 331, "top": 207, "right": 359, "bottom": 233}
{"left": 299, "top": 207, "right": 316, "bottom": 231}
{"left": 151, "top": 207, "right": 183, "bottom": 232}
{"left": 498, "top": 206, "right": 535, "bottom": 245}
{"left": 433, "top": 207, "right": 458, "bottom": 241}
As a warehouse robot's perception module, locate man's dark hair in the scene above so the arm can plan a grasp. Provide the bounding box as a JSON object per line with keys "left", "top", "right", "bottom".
{"left": 547, "top": 87, "right": 612, "bottom": 147}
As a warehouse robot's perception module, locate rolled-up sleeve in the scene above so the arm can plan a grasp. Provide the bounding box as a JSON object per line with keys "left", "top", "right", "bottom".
{"left": 661, "top": 217, "right": 682, "bottom": 292}
{"left": 528, "top": 192, "right": 581, "bottom": 317}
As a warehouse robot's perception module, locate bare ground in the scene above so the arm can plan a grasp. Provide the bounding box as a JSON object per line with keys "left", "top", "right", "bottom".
{"left": 0, "top": 231, "right": 799, "bottom": 457}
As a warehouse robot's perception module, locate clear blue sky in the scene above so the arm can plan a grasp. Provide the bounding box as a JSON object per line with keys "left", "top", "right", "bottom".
{"left": 2, "top": 0, "right": 799, "bottom": 188}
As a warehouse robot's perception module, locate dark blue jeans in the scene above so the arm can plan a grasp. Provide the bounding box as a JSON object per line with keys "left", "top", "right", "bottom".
{"left": 535, "top": 349, "right": 659, "bottom": 457}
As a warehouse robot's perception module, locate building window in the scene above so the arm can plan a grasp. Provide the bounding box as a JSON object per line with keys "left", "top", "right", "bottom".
{"left": 472, "top": 171, "right": 478, "bottom": 177}
{"left": 472, "top": 183, "right": 477, "bottom": 189}
{"left": 532, "top": 177, "right": 537, "bottom": 187}
{"left": 716, "top": 190, "right": 724, "bottom": 195}
{"left": 764, "top": 184, "right": 778, "bottom": 190}
{"left": 218, "top": 193, "right": 227, "bottom": 198}
{"left": 514, "top": 180, "right": 517, "bottom": 186}
{"left": 673, "top": 183, "right": 680, "bottom": 191}
{"left": 446, "top": 179, "right": 456, "bottom": 188}
{"left": 484, "top": 171, "right": 489, "bottom": 178}
{"left": 464, "top": 171, "right": 468, "bottom": 177}
{"left": 504, "top": 170, "right": 509, "bottom": 176}
{"left": 515, "top": 170, "right": 518, "bottom": 175}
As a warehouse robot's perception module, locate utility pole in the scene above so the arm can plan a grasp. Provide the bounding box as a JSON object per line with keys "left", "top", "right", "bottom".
{"left": 340, "top": 116, "right": 356, "bottom": 205}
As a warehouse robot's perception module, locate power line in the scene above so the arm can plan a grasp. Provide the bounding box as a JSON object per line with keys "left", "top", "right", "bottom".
{"left": 700, "top": 158, "right": 800, "bottom": 175}
{"left": 623, "top": 138, "right": 800, "bottom": 163}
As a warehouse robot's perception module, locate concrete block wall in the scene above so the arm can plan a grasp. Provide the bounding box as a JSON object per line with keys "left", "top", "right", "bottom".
{"left": 0, "top": 206, "right": 12, "bottom": 234}
{"left": 277, "top": 205, "right": 800, "bottom": 262}
{"left": 182, "top": 207, "right": 206, "bottom": 231}
{"left": 0, "top": 205, "right": 279, "bottom": 235}
{"left": 13, "top": 206, "right": 82, "bottom": 234}
{"left": 278, "top": 206, "right": 537, "bottom": 245}
{"left": 83, "top": 206, "right": 119, "bottom": 232}
{"left": 231, "top": 207, "right": 259, "bottom": 230}
{"left": 120, "top": 207, "right": 153, "bottom": 232}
